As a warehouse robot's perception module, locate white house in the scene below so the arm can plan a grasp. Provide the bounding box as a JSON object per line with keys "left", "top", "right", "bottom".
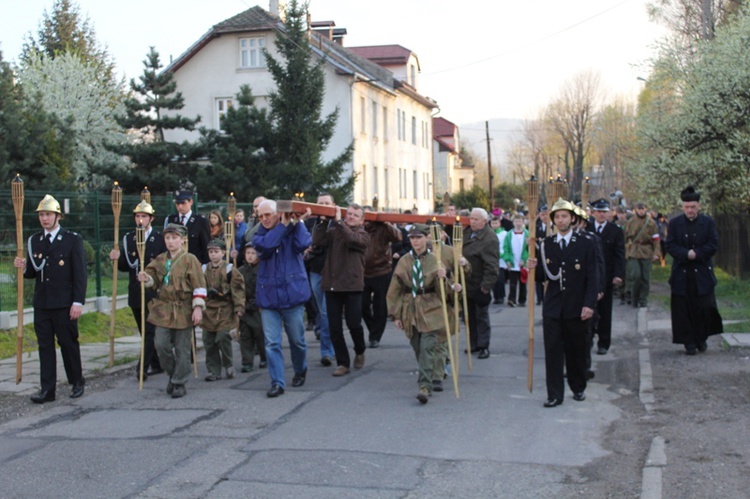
{"left": 161, "top": 3, "right": 437, "bottom": 213}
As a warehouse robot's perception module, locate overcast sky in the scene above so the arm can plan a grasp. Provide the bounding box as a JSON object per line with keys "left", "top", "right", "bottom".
{"left": 1, "top": 0, "right": 668, "bottom": 125}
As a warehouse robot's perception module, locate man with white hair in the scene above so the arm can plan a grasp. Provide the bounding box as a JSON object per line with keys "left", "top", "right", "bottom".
{"left": 252, "top": 199, "right": 312, "bottom": 397}
{"left": 461, "top": 207, "right": 499, "bottom": 359}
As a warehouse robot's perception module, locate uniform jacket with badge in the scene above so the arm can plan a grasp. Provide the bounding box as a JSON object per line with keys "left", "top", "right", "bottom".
{"left": 117, "top": 229, "right": 166, "bottom": 309}
{"left": 24, "top": 228, "right": 87, "bottom": 309}
{"left": 587, "top": 222, "right": 625, "bottom": 288}
{"left": 202, "top": 262, "right": 245, "bottom": 331}
{"left": 144, "top": 250, "right": 207, "bottom": 330}
{"left": 313, "top": 220, "right": 370, "bottom": 292}
{"left": 665, "top": 213, "right": 719, "bottom": 297}
{"left": 624, "top": 215, "right": 660, "bottom": 260}
{"left": 539, "top": 232, "right": 599, "bottom": 319}
{"left": 252, "top": 221, "right": 312, "bottom": 309}
{"left": 387, "top": 250, "right": 456, "bottom": 339}
{"left": 165, "top": 212, "right": 211, "bottom": 264}
{"left": 461, "top": 224, "right": 499, "bottom": 293}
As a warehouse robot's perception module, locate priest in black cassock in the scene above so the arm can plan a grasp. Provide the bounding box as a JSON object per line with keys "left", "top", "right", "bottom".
{"left": 665, "top": 186, "right": 723, "bottom": 355}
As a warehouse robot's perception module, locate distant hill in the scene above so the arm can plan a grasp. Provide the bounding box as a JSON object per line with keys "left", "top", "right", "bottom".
{"left": 458, "top": 118, "right": 523, "bottom": 182}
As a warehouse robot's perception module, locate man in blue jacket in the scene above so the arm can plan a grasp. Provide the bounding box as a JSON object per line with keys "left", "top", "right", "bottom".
{"left": 252, "top": 199, "right": 312, "bottom": 397}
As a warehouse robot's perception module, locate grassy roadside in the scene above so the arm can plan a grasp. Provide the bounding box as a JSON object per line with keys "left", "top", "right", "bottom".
{"left": 0, "top": 308, "right": 138, "bottom": 360}
{"left": 650, "top": 258, "right": 750, "bottom": 333}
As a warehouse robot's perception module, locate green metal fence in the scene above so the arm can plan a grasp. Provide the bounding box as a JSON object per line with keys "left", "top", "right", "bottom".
{"left": 0, "top": 189, "right": 253, "bottom": 312}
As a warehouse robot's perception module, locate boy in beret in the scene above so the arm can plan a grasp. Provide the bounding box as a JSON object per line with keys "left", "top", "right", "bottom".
{"left": 238, "top": 242, "right": 266, "bottom": 372}
{"left": 387, "top": 223, "right": 462, "bottom": 404}
{"left": 138, "top": 223, "right": 207, "bottom": 398}
{"left": 201, "top": 239, "right": 245, "bottom": 381}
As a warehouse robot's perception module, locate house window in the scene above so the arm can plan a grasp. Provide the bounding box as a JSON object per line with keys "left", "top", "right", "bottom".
{"left": 459, "top": 178, "right": 465, "bottom": 192}
{"left": 396, "top": 109, "right": 401, "bottom": 140}
{"left": 410, "top": 64, "right": 416, "bottom": 86}
{"left": 411, "top": 116, "right": 417, "bottom": 145}
{"left": 372, "top": 101, "right": 378, "bottom": 138}
{"left": 383, "top": 107, "right": 388, "bottom": 142}
{"left": 362, "top": 163, "right": 367, "bottom": 201}
{"left": 215, "top": 98, "right": 233, "bottom": 130}
{"left": 413, "top": 170, "right": 418, "bottom": 199}
{"left": 360, "top": 97, "right": 366, "bottom": 135}
{"left": 373, "top": 166, "right": 378, "bottom": 202}
{"left": 239, "top": 37, "right": 265, "bottom": 68}
{"left": 384, "top": 167, "right": 389, "bottom": 201}
{"left": 402, "top": 112, "right": 407, "bottom": 142}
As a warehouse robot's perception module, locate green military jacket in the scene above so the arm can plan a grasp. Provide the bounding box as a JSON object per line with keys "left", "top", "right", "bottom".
{"left": 624, "top": 215, "right": 661, "bottom": 260}
{"left": 145, "top": 250, "right": 207, "bottom": 330}
{"left": 387, "top": 249, "right": 457, "bottom": 339}
{"left": 202, "top": 262, "right": 245, "bottom": 332}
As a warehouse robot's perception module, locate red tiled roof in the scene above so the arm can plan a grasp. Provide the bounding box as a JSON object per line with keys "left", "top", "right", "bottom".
{"left": 348, "top": 45, "right": 418, "bottom": 69}
{"left": 433, "top": 117, "right": 456, "bottom": 138}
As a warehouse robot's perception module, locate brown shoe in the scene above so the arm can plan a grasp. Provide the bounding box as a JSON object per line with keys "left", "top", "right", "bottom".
{"left": 332, "top": 366, "right": 350, "bottom": 377}
{"left": 353, "top": 353, "right": 366, "bottom": 369}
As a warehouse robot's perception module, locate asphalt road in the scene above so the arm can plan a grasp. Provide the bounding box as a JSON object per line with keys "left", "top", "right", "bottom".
{"left": 0, "top": 284, "right": 748, "bottom": 498}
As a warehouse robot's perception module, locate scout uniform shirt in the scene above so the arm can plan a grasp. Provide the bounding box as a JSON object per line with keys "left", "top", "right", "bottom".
{"left": 624, "top": 215, "right": 660, "bottom": 260}
{"left": 144, "top": 250, "right": 207, "bottom": 329}
{"left": 387, "top": 250, "right": 456, "bottom": 339}
{"left": 201, "top": 262, "right": 245, "bottom": 332}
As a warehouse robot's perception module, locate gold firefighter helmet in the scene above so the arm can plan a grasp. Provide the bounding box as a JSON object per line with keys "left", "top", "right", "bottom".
{"left": 133, "top": 200, "right": 155, "bottom": 216}
{"left": 549, "top": 197, "right": 576, "bottom": 222}
{"left": 573, "top": 205, "right": 587, "bottom": 219}
{"left": 35, "top": 194, "right": 61, "bottom": 214}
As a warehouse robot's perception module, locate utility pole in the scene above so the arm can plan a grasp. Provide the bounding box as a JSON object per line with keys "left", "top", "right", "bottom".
{"left": 486, "top": 120, "right": 494, "bottom": 210}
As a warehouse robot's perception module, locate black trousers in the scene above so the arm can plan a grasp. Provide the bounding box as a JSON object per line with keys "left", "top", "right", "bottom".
{"left": 362, "top": 273, "right": 391, "bottom": 342}
{"left": 543, "top": 315, "right": 589, "bottom": 401}
{"left": 325, "top": 291, "right": 366, "bottom": 368}
{"left": 593, "top": 286, "right": 615, "bottom": 350}
{"left": 492, "top": 268, "right": 506, "bottom": 301}
{"left": 467, "top": 297, "right": 492, "bottom": 349}
{"left": 34, "top": 307, "right": 84, "bottom": 392}
{"left": 508, "top": 270, "right": 527, "bottom": 304}
{"left": 131, "top": 307, "right": 161, "bottom": 371}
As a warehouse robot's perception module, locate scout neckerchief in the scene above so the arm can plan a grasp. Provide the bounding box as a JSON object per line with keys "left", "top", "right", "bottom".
{"left": 410, "top": 248, "right": 429, "bottom": 296}
{"left": 163, "top": 250, "right": 186, "bottom": 286}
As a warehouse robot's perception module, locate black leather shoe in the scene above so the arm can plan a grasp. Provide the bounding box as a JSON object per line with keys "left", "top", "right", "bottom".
{"left": 543, "top": 398, "right": 562, "bottom": 408}
{"left": 573, "top": 392, "right": 586, "bottom": 402}
{"left": 369, "top": 340, "right": 379, "bottom": 349}
{"left": 697, "top": 341, "right": 708, "bottom": 352}
{"left": 596, "top": 347, "right": 608, "bottom": 355}
{"left": 586, "top": 370, "right": 595, "bottom": 381}
{"left": 166, "top": 382, "right": 174, "bottom": 395}
{"left": 291, "top": 371, "right": 306, "bottom": 387}
{"left": 685, "top": 344, "right": 697, "bottom": 355}
{"left": 432, "top": 380, "right": 443, "bottom": 392}
{"left": 70, "top": 380, "right": 85, "bottom": 399}
{"left": 267, "top": 385, "right": 284, "bottom": 397}
{"left": 31, "top": 389, "right": 55, "bottom": 404}
{"left": 477, "top": 348, "right": 490, "bottom": 359}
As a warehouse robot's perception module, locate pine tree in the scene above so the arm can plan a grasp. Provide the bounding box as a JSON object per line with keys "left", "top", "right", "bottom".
{"left": 263, "top": 0, "right": 354, "bottom": 201}
{"left": 198, "top": 85, "right": 272, "bottom": 200}
{"left": 110, "top": 47, "right": 201, "bottom": 193}
{"left": 21, "top": 0, "right": 116, "bottom": 86}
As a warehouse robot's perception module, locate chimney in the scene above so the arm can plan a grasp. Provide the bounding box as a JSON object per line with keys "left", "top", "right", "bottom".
{"left": 269, "top": 0, "right": 279, "bottom": 16}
